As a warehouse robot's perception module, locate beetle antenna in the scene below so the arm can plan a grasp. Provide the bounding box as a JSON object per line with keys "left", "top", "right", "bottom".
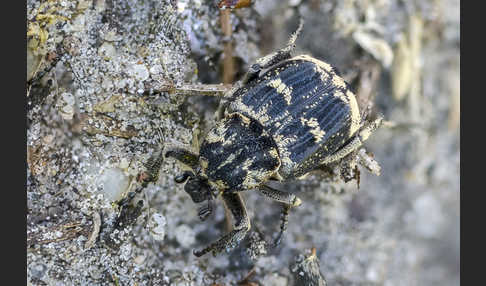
{"left": 198, "top": 200, "right": 213, "bottom": 221}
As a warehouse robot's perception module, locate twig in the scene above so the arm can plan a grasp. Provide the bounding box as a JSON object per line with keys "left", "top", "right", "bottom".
{"left": 237, "top": 267, "right": 259, "bottom": 286}
{"left": 155, "top": 83, "right": 232, "bottom": 97}
{"left": 220, "top": 9, "right": 235, "bottom": 84}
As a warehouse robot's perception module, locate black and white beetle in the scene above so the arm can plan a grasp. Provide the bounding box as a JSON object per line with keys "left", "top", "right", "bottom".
{"left": 165, "top": 20, "right": 383, "bottom": 257}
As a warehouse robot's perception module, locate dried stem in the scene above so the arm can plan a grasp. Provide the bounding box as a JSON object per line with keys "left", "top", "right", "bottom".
{"left": 220, "top": 9, "right": 235, "bottom": 84}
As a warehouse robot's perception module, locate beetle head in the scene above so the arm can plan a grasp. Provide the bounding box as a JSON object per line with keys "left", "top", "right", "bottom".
{"left": 174, "top": 172, "right": 207, "bottom": 202}
{"left": 175, "top": 170, "right": 219, "bottom": 199}
{"left": 165, "top": 147, "right": 220, "bottom": 220}
{"left": 173, "top": 170, "right": 218, "bottom": 221}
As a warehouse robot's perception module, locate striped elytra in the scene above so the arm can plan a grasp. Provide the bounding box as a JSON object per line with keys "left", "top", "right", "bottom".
{"left": 227, "top": 56, "right": 361, "bottom": 179}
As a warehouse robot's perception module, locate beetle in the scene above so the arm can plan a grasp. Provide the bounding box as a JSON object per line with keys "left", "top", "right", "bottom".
{"left": 165, "top": 20, "right": 383, "bottom": 257}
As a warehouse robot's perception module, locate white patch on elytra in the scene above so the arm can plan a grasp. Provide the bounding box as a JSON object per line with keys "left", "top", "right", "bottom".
{"left": 267, "top": 78, "right": 293, "bottom": 105}
{"left": 300, "top": 117, "right": 326, "bottom": 143}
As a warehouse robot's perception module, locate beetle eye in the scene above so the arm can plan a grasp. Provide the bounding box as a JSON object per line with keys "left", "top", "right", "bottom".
{"left": 174, "top": 171, "right": 194, "bottom": 184}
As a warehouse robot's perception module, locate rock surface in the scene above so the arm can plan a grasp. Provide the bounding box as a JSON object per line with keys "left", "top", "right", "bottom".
{"left": 27, "top": 0, "right": 459, "bottom": 285}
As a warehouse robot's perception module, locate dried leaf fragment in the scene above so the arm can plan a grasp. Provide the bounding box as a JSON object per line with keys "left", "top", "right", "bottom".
{"left": 27, "top": 221, "right": 89, "bottom": 247}
{"left": 353, "top": 31, "right": 393, "bottom": 68}
{"left": 81, "top": 113, "right": 138, "bottom": 139}
{"left": 391, "top": 35, "right": 413, "bottom": 101}
{"left": 93, "top": 95, "right": 122, "bottom": 113}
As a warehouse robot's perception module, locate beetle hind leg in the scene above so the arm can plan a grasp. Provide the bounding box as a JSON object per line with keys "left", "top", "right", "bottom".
{"left": 193, "top": 192, "right": 250, "bottom": 257}
{"left": 242, "top": 18, "right": 304, "bottom": 84}
{"left": 257, "top": 17, "right": 303, "bottom": 67}
{"left": 319, "top": 115, "right": 383, "bottom": 166}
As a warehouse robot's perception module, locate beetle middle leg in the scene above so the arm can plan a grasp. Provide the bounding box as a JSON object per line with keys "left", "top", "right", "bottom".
{"left": 259, "top": 185, "right": 302, "bottom": 206}
{"left": 193, "top": 192, "right": 250, "bottom": 257}
{"left": 258, "top": 185, "right": 302, "bottom": 246}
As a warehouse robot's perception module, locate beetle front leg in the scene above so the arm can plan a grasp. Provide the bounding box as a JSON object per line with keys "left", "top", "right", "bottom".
{"left": 193, "top": 192, "right": 250, "bottom": 257}
{"left": 258, "top": 185, "right": 302, "bottom": 246}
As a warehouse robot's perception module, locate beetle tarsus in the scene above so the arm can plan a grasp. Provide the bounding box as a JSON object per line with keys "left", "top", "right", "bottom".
{"left": 193, "top": 227, "right": 248, "bottom": 257}
{"left": 273, "top": 204, "right": 291, "bottom": 247}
